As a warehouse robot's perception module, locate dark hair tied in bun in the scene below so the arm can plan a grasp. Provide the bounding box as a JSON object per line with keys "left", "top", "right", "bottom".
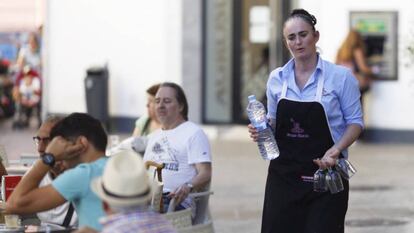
{"left": 289, "top": 9, "right": 317, "bottom": 31}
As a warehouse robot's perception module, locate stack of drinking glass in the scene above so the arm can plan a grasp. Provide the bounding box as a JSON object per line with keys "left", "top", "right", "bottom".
{"left": 313, "top": 158, "right": 356, "bottom": 194}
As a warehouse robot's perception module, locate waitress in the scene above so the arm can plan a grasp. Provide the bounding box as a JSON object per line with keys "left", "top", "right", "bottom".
{"left": 248, "top": 9, "right": 363, "bottom": 233}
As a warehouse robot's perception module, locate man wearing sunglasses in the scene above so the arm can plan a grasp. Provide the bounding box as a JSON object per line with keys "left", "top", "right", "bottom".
{"left": 32, "top": 115, "right": 77, "bottom": 227}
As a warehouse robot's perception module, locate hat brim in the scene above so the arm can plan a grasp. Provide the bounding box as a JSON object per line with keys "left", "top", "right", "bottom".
{"left": 91, "top": 177, "right": 152, "bottom": 207}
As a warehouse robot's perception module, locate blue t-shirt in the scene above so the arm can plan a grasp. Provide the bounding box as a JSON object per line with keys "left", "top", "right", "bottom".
{"left": 52, "top": 157, "right": 108, "bottom": 230}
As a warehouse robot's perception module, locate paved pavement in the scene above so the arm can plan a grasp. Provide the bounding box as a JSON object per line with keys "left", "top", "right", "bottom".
{"left": 1, "top": 118, "right": 414, "bottom": 232}
{"left": 206, "top": 126, "right": 414, "bottom": 233}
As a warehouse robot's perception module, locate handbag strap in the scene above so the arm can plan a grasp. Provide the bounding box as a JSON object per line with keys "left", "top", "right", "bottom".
{"left": 62, "top": 203, "right": 75, "bottom": 228}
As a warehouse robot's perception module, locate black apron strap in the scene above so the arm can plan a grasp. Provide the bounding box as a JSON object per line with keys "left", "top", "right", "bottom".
{"left": 61, "top": 203, "right": 74, "bottom": 228}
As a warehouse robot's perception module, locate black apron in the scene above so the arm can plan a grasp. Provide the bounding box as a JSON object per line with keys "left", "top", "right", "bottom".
{"left": 261, "top": 74, "right": 349, "bottom": 233}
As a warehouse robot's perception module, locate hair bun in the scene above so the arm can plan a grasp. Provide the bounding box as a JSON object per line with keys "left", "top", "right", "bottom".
{"left": 291, "top": 9, "right": 317, "bottom": 26}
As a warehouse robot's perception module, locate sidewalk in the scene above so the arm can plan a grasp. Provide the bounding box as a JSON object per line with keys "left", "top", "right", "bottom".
{"left": 203, "top": 125, "right": 414, "bottom": 233}
{"left": 1, "top": 119, "right": 414, "bottom": 232}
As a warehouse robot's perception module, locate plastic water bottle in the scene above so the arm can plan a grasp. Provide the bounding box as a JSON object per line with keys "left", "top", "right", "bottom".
{"left": 246, "top": 95, "right": 279, "bottom": 160}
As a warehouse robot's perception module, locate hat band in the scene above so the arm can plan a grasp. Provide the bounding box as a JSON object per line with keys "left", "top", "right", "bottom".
{"left": 102, "top": 183, "right": 150, "bottom": 199}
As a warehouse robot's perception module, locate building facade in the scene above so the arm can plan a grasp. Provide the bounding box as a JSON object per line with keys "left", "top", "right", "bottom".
{"left": 44, "top": 0, "right": 414, "bottom": 142}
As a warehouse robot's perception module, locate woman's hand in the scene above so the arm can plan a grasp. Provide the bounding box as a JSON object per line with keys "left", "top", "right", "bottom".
{"left": 313, "top": 145, "right": 341, "bottom": 169}
{"left": 248, "top": 124, "right": 259, "bottom": 142}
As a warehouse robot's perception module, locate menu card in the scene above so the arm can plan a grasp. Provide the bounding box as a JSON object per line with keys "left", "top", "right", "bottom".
{"left": 1, "top": 175, "right": 22, "bottom": 201}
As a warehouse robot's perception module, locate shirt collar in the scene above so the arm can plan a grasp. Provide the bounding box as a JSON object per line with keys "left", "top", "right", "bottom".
{"left": 309, "top": 54, "right": 324, "bottom": 85}
{"left": 278, "top": 53, "right": 324, "bottom": 84}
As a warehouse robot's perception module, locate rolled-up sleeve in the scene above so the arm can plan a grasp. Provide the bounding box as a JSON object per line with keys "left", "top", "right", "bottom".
{"left": 339, "top": 70, "right": 364, "bottom": 128}
{"left": 266, "top": 70, "right": 280, "bottom": 120}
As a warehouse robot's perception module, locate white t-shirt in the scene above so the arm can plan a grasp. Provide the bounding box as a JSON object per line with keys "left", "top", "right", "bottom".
{"left": 37, "top": 173, "right": 78, "bottom": 227}
{"left": 18, "top": 46, "right": 41, "bottom": 73}
{"left": 143, "top": 121, "right": 212, "bottom": 207}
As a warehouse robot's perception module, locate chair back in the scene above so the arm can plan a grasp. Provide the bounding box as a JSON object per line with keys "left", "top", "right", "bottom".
{"left": 166, "top": 183, "right": 214, "bottom": 225}
{"left": 191, "top": 188, "right": 214, "bottom": 225}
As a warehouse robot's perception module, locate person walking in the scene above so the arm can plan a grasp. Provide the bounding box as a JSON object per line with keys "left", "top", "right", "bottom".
{"left": 248, "top": 9, "right": 363, "bottom": 233}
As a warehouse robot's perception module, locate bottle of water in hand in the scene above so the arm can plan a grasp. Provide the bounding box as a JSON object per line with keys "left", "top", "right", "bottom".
{"left": 246, "top": 95, "right": 279, "bottom": 160}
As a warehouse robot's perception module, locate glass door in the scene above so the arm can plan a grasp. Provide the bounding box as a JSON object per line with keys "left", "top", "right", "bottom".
{"left": 233, "top": 0, "right": 271, "bottom": 123}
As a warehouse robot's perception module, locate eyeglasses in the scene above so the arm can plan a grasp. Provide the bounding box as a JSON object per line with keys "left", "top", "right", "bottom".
{"left": 33, "top": 136, "right": 51, "bottom": 146}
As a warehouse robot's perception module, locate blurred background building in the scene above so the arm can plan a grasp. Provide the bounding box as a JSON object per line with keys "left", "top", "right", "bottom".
{"left": 1, "top": 0, "right": 414, "bottom": 142}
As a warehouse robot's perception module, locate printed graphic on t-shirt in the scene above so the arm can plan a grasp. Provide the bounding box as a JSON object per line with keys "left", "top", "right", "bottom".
{"left": 150, "top": 136, "right": 179, "bottom": 171}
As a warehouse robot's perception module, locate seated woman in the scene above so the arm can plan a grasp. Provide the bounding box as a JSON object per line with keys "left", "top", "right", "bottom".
{"left": 108, "top": 84, "right": 162, "bottom": 156}
{"left": 132, "top": 83, "right": 162, "bottom": 137}
{"left": 116, "top": 83, "right": 162, "bottom": 156}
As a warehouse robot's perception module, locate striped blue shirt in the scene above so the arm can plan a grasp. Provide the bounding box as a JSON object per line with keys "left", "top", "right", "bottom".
{"left": 100, "top": 209, "right": 177, "bottom": 233}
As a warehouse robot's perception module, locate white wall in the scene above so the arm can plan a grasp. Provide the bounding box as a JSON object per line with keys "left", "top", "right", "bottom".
{"left": 299, "top": 0, "right": 414, "bottom": 130}
{"left": 44, "top": 0, "right": 182, "bottom": 118}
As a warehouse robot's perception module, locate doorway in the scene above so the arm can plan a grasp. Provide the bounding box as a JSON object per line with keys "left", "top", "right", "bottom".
{"left": 232, "top": 0, "right": 290, "bottom": 123}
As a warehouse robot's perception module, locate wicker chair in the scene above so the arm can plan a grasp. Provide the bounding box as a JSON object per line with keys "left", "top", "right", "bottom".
{"left": 167, "top": 184, "right": 214, "bottom": 225}
{"left": 177, "top": 221, "right": 214, "bottom": 233}
{"left": 145, "top": 160, "right": 214, "bottom": 228}
{"left": 164, "top": 208, "right": 192, "bottom": 229}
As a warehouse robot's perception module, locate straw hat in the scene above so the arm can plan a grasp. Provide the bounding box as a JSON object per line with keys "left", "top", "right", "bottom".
{"left": 91, "top": 150, "right": 152, "bottom": 207}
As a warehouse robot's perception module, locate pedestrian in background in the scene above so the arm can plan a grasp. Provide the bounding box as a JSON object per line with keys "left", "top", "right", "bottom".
{"left": 16, "top": 32, "right": 41, "bottom": 74}
{"left": 336, "top": 29, "right": 374, "bottom": 96}
{"left": 248, "top": 9, "right": 363, "bottom": 233}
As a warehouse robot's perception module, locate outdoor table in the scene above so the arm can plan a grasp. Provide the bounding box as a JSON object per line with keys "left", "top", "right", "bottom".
{"left": 5, "top": 165, "right": 30, "bottom": 176}
{"left": 0, "top": 224, "right": 74, "bottom": 232}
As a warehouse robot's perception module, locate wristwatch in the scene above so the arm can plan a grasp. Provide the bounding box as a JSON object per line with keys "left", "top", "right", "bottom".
{"left": 185, "top": 182, "right": 194, "bottom": 192}
{"left": 42, "top": 153, "right": 56, "bottom": 167}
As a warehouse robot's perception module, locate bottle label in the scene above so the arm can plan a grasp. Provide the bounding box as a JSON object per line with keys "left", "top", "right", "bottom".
{"left": 254, "top": 121, "right": 267, "bottom": 131}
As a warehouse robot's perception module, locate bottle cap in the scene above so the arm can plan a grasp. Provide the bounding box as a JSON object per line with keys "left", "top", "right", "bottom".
{"left": 248, "top": 95, "right": 256, "bottom": 102}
